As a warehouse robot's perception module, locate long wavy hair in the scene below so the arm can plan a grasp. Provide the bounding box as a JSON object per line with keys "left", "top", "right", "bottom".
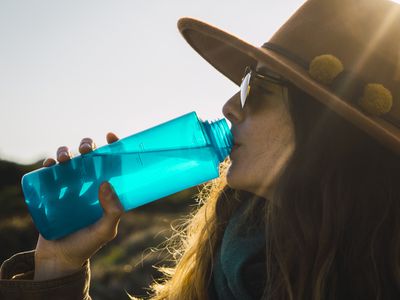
{"left": 134, "top": 83, "right": 400, "bottom": 300}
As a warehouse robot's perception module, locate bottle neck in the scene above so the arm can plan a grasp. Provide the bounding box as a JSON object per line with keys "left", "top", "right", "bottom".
{"left": 201, "top": 118, "right": 233, "bottom": 162}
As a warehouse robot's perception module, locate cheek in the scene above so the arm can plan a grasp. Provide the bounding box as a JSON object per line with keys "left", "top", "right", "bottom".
{"left": 226, "top": 145, "right": 269, "bottom": 191}
{"left": 226, "top": 123, "right": 294, "bottom": 193}
{"left": 225, "top": 91, "right": 295, "bottom": 188}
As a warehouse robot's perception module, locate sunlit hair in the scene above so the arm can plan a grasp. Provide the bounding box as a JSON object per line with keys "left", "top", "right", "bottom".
{"left": 128, "top": 159, "right": 243, "bottom": 300}
{"left": 131, "top": 83, "right": 400, "bottom": 299}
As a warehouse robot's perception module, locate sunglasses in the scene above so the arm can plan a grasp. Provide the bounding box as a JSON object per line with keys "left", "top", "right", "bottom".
{"left": 240, "top": 66, "right": 288, "bottom": 108}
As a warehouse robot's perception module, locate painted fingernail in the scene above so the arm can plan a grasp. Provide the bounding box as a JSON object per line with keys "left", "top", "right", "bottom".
{"left": 81, "top": 143, "right": 91, "bottom": 150}
{"left": 59, "top": 151, "right": 69, "bottom": 158}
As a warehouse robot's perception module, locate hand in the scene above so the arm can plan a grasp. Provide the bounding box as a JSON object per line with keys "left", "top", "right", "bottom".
{"left": 34, "top": 132, "right": 124, "bottom": 280}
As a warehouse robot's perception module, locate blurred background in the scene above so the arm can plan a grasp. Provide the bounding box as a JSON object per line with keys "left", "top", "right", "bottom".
{"left": 0, "top": 0, "right": 306, "bottom": 298}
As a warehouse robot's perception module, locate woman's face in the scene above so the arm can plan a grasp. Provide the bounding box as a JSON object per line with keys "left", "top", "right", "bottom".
{"left": 222, "top": 63, "right": 295, "bottom": 200}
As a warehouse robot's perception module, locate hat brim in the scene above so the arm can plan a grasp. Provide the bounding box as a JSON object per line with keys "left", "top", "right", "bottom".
{"left": 178, "top": 17, "right": 400, "bottom": 155}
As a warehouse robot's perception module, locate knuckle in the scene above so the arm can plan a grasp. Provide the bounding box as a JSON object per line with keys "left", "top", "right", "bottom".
{"left": 108, "top": 208, "right": 123, "bottom": 219}
{"left": 96, "top": 224, "right": 118, "bottom": 242}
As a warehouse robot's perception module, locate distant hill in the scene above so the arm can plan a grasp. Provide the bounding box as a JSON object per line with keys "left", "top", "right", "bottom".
{"left": 0, "top": 159, "right": 41, "bottom": 218}
{"left": 0, "top": 159, "right": 42, "bottom": 264}
{"left": 0, "top": 159, "right": 41, "bottom": 189}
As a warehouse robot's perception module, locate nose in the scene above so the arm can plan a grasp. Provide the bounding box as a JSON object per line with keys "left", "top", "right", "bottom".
{"left": 222, "top": 92, "right": 243, "bottom": 124}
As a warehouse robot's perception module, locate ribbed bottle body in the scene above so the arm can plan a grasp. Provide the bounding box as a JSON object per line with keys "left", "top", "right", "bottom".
{"left": 21, "top": 112, "right": 233, "bottom": 240}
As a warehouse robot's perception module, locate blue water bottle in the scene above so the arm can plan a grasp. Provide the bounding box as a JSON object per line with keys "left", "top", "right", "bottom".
{"left": 21, "top": 111, "right": 233, "bottom": 240}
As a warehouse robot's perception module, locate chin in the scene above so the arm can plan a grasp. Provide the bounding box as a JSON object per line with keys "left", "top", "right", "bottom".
{"left": 225, "top": 173, "right": 239, "bottom": 190}
{"left": 225, "top": 164, "right": 240, "bottom": 188}
{"left": 226, "top": 166, "right": 252, "bottom": 192}
{"left": 226, "top": 165, "right": 269, "bottom": 199}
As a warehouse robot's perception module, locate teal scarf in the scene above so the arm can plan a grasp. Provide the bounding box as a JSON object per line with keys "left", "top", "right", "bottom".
{"left": 209, "top": 201, "right": 266, "bottom": 300}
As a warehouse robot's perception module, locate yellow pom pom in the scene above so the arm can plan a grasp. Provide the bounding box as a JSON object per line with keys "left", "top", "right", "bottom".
{"left": 309, "top": 54, "right": 344, "bottom": 85}
{"left": 358, "top": 83, "right": 393, "bottom": 116}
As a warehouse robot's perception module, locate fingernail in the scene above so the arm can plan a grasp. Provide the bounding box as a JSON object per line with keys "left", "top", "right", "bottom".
{"left": 81, "top": 143, "right": 91, "bottom": 150}
{"left": 59, "top": 151, "right": 69, "bottom": 158}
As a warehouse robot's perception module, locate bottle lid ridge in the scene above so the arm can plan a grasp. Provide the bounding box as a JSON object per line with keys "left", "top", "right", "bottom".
{"left": 202, "top": 118, "right": 233, "bottom": 162}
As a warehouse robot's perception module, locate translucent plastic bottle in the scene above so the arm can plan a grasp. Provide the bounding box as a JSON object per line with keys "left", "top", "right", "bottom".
{"left": 21, "top": 111, "right": 233, "bottom": 240}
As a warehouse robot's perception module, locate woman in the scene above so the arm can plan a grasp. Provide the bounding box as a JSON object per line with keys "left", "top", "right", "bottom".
{"left": 2, "top": 0, "right": 400, "bottom": 299}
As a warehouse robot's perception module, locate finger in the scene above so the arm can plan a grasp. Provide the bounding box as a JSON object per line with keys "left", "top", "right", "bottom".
{"left": 43, "top": 158, "right": 56, "bottom": 167}
{"left": 106, "top": 132, "right": 119, "bottom": 144}
{"left": 95, "top": 182, "right": 124, "bottom": 242}
{"left": 79, "top": 137, "right": 97, "bottom": 155}
{"left": 57, "top": 146, "right": 72, "bottom": 163}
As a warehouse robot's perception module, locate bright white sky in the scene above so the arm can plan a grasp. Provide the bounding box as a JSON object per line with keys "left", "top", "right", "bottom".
{"left": 0, "top": 0, "right": 306, "bottom": 164}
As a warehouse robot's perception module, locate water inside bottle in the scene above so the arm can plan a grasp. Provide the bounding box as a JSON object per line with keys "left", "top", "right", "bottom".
{"left": 23, "top": 144, "right": 228, "bottom": 238}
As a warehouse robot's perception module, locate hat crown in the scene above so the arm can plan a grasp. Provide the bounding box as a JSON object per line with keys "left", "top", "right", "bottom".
{"left": 267, "top": 0, "right": 400, "bottom": 120}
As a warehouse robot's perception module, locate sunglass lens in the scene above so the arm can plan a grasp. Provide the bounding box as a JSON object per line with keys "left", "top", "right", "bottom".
{"left": 240, "top": 72, "right": 251, "bottom": 108}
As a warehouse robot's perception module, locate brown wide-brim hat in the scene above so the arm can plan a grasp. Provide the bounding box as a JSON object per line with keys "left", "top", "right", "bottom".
{"left": 178, "top": 0, "right": 400, "bottom": 155}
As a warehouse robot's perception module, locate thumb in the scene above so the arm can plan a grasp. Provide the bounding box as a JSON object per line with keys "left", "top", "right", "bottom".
{"left": 95, "top": 182, "right": 124, "bottom": 242}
